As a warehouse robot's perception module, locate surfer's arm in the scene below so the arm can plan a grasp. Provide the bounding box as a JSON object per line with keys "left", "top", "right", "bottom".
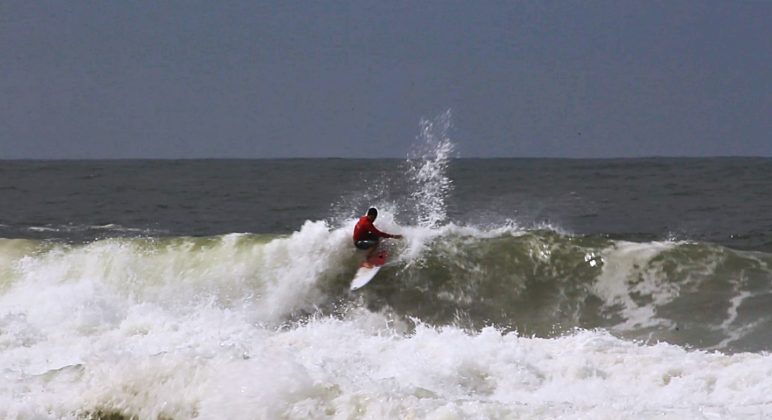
{"left": 371, "top": 225, "right": 402, "bottom": 239}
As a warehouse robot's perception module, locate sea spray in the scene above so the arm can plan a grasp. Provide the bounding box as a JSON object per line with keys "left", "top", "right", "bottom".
{"left": 329, "top": 111, "right": 456, "bottom": 231}
{"left": 406, "top": 110, "right": 456, "bottom": 229}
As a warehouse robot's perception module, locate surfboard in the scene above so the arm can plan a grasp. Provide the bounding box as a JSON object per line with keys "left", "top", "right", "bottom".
{"left": 350, "top": 250, "right": 388, "bottom": 291}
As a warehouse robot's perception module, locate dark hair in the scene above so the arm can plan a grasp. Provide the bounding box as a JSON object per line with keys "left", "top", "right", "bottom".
{"left": 367, "top": 207, "right": 378, "bottom": 217}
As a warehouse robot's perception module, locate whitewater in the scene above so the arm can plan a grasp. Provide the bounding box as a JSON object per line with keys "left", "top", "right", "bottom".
{"left": 3, "top": 114, "right": 772, "bottom": 418}
{"left": 3, "top": 226, "right": 772, "bottom": 419}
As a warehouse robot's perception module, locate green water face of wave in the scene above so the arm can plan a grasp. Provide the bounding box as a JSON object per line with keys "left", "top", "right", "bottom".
{"left": 360, "top": 231, "right": 772, "bottom": 352}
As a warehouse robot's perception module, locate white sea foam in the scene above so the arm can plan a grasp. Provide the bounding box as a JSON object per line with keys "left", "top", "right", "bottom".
{"left": 3, "top": 303, "right": 772, "bottom": 419}
{"left": 593, "top": 241, "right": 681, "bottom": 331}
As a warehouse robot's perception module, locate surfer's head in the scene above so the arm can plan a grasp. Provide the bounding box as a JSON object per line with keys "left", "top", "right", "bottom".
{"left": 367, "top": 207, "right": 378, "bottom": 221}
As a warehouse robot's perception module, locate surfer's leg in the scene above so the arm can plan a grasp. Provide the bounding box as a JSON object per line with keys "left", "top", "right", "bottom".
{"left": 362, "top": 239, "right": 380, "bottom": 268}
{"left": 366, "top": 244, "right": 378, "bottom": 258}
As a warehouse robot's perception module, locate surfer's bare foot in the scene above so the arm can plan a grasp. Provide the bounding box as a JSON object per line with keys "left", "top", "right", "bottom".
{"left": 362, "top": 261, "right": 373, "bottom": 268}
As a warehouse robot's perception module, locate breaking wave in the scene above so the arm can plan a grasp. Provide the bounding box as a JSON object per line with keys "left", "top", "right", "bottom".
{"left": 3, "top": 223, "right": 772, "bottom": 418}
{"left": 2, "top": 220, "right": 771, "bottom": 354}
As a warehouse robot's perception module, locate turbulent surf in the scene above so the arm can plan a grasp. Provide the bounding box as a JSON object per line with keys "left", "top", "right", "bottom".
{"left": 3, "top": 114, "right": 772, "bottom": 418}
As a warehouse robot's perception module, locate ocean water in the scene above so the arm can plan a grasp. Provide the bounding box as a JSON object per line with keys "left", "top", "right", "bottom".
{"left": 3, "top": 125, "right": 772, "bottom": 418}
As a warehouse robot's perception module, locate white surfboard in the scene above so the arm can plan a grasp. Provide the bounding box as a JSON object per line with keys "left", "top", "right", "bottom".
{"left": 350, "top": 250, "right": 388, "bottom": 291}
{"left": 350, "top": 265, "right": 382, "bottom": 291}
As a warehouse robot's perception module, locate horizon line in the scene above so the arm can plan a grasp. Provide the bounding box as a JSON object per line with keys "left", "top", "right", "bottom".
{"left": 1, "top": 155, "right": 771, "bottom": 161}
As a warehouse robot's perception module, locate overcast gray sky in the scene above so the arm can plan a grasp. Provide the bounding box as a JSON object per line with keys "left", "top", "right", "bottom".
{"left": 1, "top": 1, "right": 770, "bottom": 158}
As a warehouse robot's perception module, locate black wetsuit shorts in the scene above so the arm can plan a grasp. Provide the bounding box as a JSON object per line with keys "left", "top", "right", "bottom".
{"left": 355, "top": 237, "right": 379, "bottom": 250}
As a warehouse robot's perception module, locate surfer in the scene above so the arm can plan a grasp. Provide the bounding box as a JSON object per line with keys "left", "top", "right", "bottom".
{"left": 353, "top": 207, "right": 402, "bottom": 266}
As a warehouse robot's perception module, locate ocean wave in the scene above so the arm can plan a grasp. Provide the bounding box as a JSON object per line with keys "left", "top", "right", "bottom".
{"left": 1, "top": 220, "right": 771, "bottom": 353}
